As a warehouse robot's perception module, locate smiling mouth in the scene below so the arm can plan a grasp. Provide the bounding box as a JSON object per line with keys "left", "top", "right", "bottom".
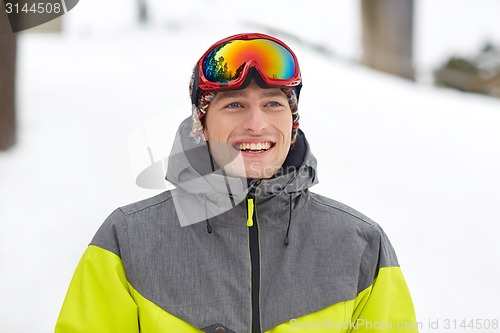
{"left": 234, "top": 142, "right": 274, "bottom": 152}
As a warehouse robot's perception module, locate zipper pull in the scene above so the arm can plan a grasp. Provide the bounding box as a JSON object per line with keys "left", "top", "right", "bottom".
{"left": 246, "top": 179, "right": 259, "bottom": 227}
{"left": 247, "top": 198, "right": 254, "bottom": 227}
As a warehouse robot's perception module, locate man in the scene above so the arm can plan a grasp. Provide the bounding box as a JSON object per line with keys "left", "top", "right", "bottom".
{"left": 56, "top": 33, "right": 418, "bottom": 333}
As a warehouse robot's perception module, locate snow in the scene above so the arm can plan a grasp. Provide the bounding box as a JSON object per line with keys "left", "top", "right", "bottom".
{"left": 1, "top": 1, "right": 500, "bottom": 332}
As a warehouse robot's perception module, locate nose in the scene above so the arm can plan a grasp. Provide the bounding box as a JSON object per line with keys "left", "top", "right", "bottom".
{"left": 241, "top": 104, "right": 268, "bottom": 133}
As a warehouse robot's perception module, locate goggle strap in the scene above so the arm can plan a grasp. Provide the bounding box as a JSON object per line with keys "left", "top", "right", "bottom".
{"left": 191, "top": 68, "right": 201, "bottom": 106}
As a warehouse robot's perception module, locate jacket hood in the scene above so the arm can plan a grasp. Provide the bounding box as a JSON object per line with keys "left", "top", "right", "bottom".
{"left": 165, "top": 117, "right": 318, "bottom": 227}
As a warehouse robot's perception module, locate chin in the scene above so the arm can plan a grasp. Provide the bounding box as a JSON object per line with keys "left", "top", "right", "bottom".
{"left": 245, "top": 164, "right": 279, "bottom": 179}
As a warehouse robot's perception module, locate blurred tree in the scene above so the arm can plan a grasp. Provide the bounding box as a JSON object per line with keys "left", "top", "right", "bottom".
{"left": 0, "top": 7, "right": 16, "bottom": 150}
{"left": 138, "top": 0, "right": 149, "bottom": 24}
{"left": 434, "top": 42, "right": 500, "bottom": 98}
{"left": 361, "top": 0, "right": 414, "bottom": 80}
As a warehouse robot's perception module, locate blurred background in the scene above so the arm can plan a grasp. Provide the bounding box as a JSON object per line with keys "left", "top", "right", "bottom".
{"left": 1, "top": 0, "right": 500, "bottom": 332}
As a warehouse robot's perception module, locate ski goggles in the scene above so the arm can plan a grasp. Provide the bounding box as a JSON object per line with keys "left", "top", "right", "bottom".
{"left": 191, "top": 33, "right": 302, "bottom": 105}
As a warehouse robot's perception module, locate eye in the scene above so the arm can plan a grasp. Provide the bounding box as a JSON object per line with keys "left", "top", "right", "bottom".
{"left": 226, "top": 102, "right": 241, "bottom": 109}
{"left": 267, "top": 101, "right": 283, "bottom": 107}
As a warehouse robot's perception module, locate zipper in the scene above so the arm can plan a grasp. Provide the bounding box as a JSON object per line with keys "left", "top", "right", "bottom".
{"left": 247, "top": 181, "right": 261, "bottom": 333}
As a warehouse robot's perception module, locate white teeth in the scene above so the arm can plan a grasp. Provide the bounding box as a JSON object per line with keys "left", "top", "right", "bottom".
{"left": 236, "top": 142, "right": 272, "bottom": 151}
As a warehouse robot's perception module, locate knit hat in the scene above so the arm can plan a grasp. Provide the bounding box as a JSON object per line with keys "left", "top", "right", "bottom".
{"left": 189, "top": 70, "right": 300, "bottom": 144}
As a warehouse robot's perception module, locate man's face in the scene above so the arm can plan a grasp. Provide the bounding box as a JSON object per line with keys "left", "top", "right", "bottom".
{"left": 203, "top": 81, "right": 293, "bottom": 179}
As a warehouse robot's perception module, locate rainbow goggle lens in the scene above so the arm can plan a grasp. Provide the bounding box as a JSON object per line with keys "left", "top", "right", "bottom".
{"left": 191, "top": 33, "right": 302, "bottom": 105}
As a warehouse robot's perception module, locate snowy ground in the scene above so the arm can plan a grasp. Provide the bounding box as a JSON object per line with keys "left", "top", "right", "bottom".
{"left": 1, "top": 2, "right": 500, "bottom": 333}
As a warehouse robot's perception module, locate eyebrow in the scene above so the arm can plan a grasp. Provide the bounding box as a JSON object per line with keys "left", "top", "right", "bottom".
{"left": 215, "top": 89, "right": 286, "bottom": 101}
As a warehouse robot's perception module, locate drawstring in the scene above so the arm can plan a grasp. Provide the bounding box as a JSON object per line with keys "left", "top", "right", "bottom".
{"left": 221, "top": 167, "right": 236, "bottom": 208}
{"left": 203, "top": 148, "right": 236, "bottom": 235}
{"left": 203, "top": 197, "right": 213, "bottom": 234}
{"left": 206, "top": 219, "right": 213, "bottom": 234}
{"left": 284, "top": 194, "right": 292, "bottom": 246}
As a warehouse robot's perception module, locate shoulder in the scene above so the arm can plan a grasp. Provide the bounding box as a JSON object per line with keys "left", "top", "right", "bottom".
{"left": 308, "top": 192, "right": 380, "bottom": 231}
{"left": 90, "top": 190, "right": 175, "bottom": 256}
{"left": 119, "top": 190, "right": 174, "bottom": 216}
{"left": 100, "top": 190, "right": 175, "bottom": 228}
{"left": 307, "top": 192, "right": 399, "bottom": 267}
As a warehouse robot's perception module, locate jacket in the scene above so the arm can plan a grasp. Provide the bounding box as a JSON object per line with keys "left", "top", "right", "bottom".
{"left": 55, "top": 117, "right": 418, "bottom": 333}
